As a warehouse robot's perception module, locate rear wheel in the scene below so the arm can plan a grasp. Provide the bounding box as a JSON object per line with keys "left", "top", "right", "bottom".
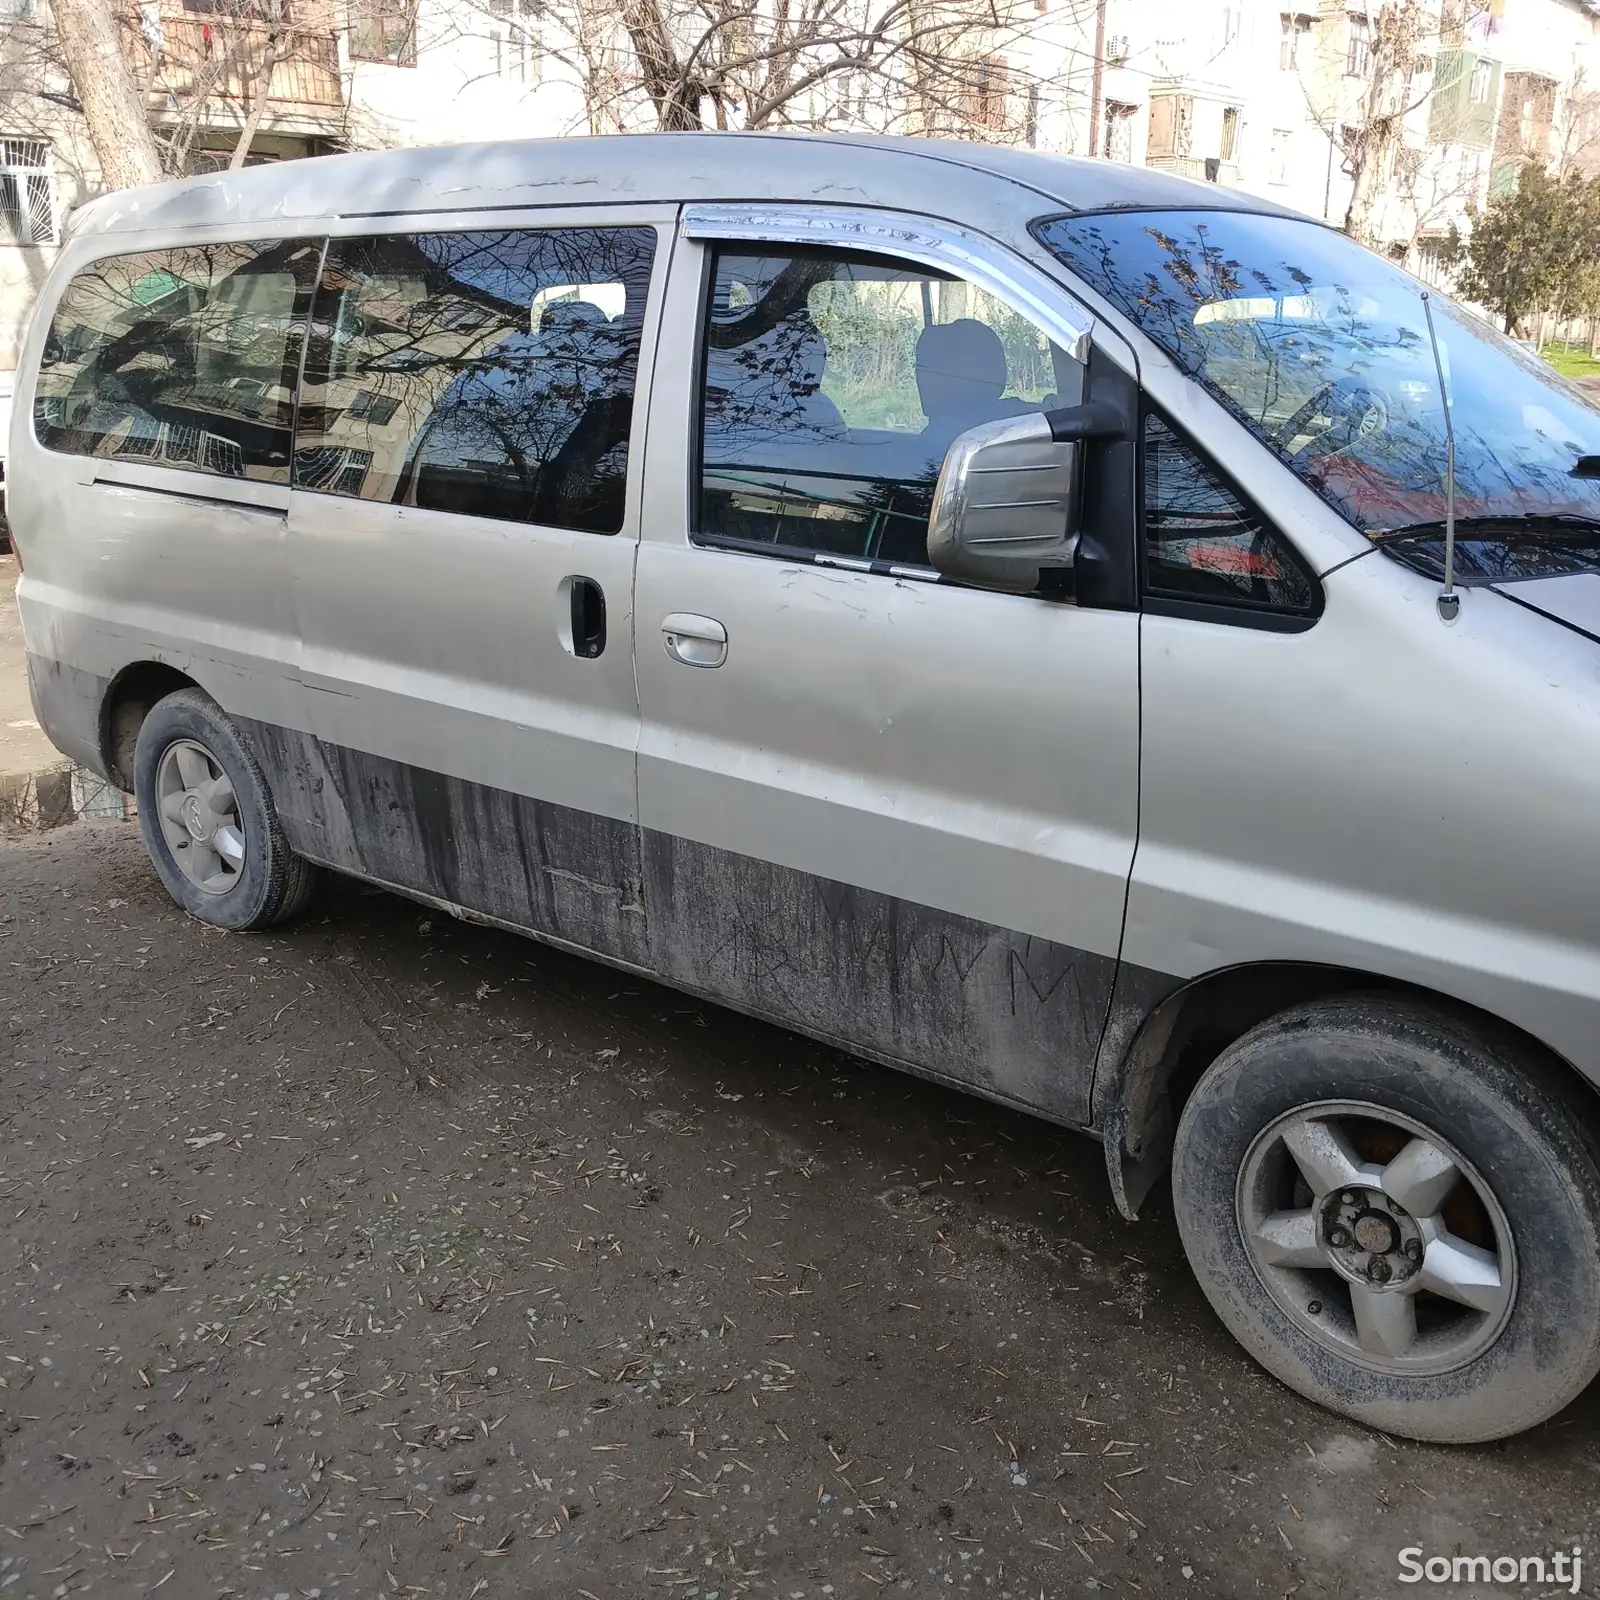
{"left": 134, "top": 688, "right": 319, "bottom": 930}
{"left": 1172, "top": 995, "right": 1600, "bottom": 1443}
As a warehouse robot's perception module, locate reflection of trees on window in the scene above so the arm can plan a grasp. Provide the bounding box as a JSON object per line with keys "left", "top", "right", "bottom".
{"left": 698, "top": 246, "right": 1083, "bottom": 570}
{"left": 1145, "top": 415, "right": 1313, "bottom": 610}
{"left": 294, "top": 226, "right": 655, "bottom": 535}
{"left": 33, "top": 238, "right": 322, "bottom": 484}
{"left": 1036, "top": 209, "right": 1600, "bottom": 537}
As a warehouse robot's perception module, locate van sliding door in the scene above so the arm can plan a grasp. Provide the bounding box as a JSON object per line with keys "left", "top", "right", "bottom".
{"left": 273, "top": 209, "right": 674, "bottom": 961}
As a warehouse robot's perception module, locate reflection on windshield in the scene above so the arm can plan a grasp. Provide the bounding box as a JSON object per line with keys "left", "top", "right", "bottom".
{"left": 1035, "top": 210, "right": 1600, "bottom": 537}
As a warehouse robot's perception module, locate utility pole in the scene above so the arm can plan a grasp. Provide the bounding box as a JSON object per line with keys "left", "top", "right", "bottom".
{"left": 1087, "top": 0, "right": 1107, "bottom": 157}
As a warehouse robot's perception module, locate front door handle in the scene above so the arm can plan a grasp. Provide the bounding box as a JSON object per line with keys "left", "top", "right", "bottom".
{"left": 662, "top": 613, "right": 727, "bottom": 668}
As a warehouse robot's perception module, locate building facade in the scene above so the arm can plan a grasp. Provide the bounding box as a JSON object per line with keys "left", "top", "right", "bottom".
{"left": 0, "top": 0, "right": 1596, "bottom": 376}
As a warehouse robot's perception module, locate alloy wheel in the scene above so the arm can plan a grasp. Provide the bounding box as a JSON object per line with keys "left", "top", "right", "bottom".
{"left": 154, "top": 739, "right": 247, "bottom": 896}
{"left": 1236, "top": 1100, "right": 1516, "bottom": 1375}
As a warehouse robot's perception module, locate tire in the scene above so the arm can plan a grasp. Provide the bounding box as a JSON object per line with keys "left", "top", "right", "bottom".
{"left": 1172, "top": 994, "right": 1600, "bottom": 1443}
{"left": 133, "top": 687, "right": 320, "bottom": 931}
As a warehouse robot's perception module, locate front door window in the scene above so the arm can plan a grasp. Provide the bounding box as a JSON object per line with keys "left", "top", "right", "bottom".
{"left": 697, "top": 246, "right": 1085, "bottom": 571}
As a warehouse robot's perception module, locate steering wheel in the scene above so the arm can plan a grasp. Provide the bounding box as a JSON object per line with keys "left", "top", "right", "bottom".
{"left": 1273, "top": 377, "right": 1389, "bottom": 462}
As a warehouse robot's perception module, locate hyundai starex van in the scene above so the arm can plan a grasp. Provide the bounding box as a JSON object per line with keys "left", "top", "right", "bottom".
{"left": 11, "top": 132, "right": 1600, "bottom": 1444}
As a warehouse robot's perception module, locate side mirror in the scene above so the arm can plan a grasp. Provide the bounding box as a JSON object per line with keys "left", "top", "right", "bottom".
{"left": 927, "top": 401, "right": 1127, "bottom": 593}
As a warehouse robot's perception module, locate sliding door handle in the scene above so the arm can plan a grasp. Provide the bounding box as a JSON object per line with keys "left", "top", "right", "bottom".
{"left": 662, "top": 613, "right": 727, "bottom": 668}
{"left": 558, "top": 575, "right": 606, "bottom": 659}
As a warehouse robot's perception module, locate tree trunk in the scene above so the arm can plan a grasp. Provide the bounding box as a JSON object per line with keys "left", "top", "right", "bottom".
{"left": 52, "top": 0, "right": 165, "bottom": 189}
{"left": 1343, "top": 121, "right": 1398, "bottom": 244}
{"left": 1341, "top": 1, "right": 1420, "bottom": 246}
{"left": 619, "top": 0, "right": 702, "bottom": 130}
{"left": 229, "top": 29, "right": 285, "bottom": 170}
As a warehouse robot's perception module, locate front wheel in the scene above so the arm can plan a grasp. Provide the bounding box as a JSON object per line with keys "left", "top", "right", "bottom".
{"left": 1172, "top": 995, "right": 1600, "bottom": 1443}
{"left": 133, "top": 687, "right": 319, "bottom": 930}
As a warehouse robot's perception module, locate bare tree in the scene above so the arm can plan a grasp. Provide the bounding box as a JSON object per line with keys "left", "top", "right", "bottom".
{"left": 474, "top": 0, "right": 1089, "bottom": 144}
{"left": 0, "top": 0, "right": 352, "bottom": 193}
{"left": 1288, "top": 0, "right": 1487, "bottom": 247}
{"left": 1338, "top": 0, "right": 1429, "bottom": 242}
{"left": 1553, "top": 67, "right": 1600, "bottom": 181}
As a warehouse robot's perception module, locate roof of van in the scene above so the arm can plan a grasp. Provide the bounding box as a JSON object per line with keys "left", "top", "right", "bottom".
{"left": 66, "top": 130, "right": 1305, "bottom": 241}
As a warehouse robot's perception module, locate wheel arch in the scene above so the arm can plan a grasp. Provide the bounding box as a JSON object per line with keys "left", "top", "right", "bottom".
{"left": 100, "top": 660, "right": 201, "bottom": 789}
{"left": 1095, "top": 960, "right": 1598, "bottom": 1221}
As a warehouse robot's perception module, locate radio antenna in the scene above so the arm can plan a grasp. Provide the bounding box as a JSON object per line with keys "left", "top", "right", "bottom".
{"left": 1420, "top": 291, "right": 1459, "bottom": 623}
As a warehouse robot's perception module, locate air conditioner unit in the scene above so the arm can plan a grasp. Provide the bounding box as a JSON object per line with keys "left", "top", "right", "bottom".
{"left": 1105, "top": 34, "right": 1130, "bottom": 64}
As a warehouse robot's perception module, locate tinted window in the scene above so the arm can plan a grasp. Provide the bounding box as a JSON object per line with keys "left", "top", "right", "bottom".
{"left": 698, "top": 247, "right": 1084, "bottom": 569}
{"left": 33, "top": 239, "right": 321, "bottom": 483}
{"left": 295, "top": 227, "right": 655, "bottom": 535}
{"left": 1144, "top": 414, "right": 1314, "bottom": 611}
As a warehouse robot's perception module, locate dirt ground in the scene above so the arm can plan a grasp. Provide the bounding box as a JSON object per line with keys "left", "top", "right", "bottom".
{"left": 0, "top": 820, "right": 1597, "bottom": 1600}
{"left": 0, "top": 556, "right": 57, "bottom": 781}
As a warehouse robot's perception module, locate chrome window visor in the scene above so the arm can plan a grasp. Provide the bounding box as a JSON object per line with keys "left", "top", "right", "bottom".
{"left": 680, "top": 204, "right": 1094, "bottom": 366}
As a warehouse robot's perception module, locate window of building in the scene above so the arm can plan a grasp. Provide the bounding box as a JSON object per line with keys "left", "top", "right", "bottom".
{"left": 349, "top": 0, "right": 417, "bottom": 64}
{"left": 33, "top": 238, "right": 322, "bottom": 483}
{"left": 1279, "top": 12, "right": 1312, "bottom": 70}
{"left": 1469, "top": 56, "right": 1493, "bottom": 103}
{"left": 294, "top": 226, "right": 656, "bottom": 534}
{"left": 1220, "top": 106, "right": 1240, "bottom": 161}
{"left": 1104, "top": 102, "right": 1137, "bottom": 162}
{"left": 0, "top": 139, "right": 54, "bottom": 245}
{"left": 965, "top": 56, "right": 1012, "bottom": 131}
{"left": 488, "top": 0, "right": 539, "bottom": 79}
{"left": 696, "top": 246, "right": 1084, "bottom": 572}
{"left": 1144, "top": 414, "right": 1314, "bottom": 612}
{"left": 1346, "top": 13, "right": 1370, "bottom": 77}
{"left": 1268, "top": 127, "right": 1292, "bottom": 183}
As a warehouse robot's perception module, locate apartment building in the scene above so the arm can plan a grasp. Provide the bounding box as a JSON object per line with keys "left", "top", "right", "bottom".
{"left": 1089, "top": 0, "right": 1600, "bottom": 271}
{"left": 0, "top": 0, "right": 1597, "bottom": 376}
{"left": 0, "top": 0, "right": 584, "bottom": 366}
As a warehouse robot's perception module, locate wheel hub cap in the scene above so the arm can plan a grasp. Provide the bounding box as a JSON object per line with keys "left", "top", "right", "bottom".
{"left": 154, "top": 739, "right": 246, "bottom": 897}
{"left": 1236, "top": 1101, "right": 1517, "bottom": 1376}
{"left": 181, "top": 792, "right": 213, "bottom": 841}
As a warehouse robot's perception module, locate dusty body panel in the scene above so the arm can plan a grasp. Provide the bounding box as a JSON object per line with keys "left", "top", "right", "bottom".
{"left": 244, "top": 719, "right": 1127, "bottom": 1123}
{"left": 11, "top": 129, "right": 1600, "bottom": 1155}
{"left": 1126, "top": 550, "right": 1600, "bottom": 1086}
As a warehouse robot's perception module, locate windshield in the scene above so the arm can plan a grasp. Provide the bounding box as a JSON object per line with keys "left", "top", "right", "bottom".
{"left": 1034, "top": 209, "right": 1600, "bottom": 539}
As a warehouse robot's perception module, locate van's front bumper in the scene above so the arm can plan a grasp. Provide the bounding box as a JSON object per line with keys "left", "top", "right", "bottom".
{"left": 26, "top": 651, "right": 112, "bottom": 782}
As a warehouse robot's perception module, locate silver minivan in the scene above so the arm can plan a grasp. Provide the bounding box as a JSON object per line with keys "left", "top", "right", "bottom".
{"left": 12, "top": 133, "right": 1600, "bottom": 1445}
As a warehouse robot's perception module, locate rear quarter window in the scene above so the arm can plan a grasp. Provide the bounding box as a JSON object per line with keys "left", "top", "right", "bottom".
{"left": 33, "top": 239, "right": 322, "bottom": 485}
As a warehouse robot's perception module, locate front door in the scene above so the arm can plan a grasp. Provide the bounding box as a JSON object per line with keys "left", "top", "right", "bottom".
{"left": 632, "top": 209, "right": 1141, "bottom": 1125}
{"left": 278, "top": 211, "right": 671, "bottom": 964}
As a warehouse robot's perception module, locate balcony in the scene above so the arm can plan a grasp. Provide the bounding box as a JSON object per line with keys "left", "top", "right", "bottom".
{"left": 132, "top": 5, "right": 346, "bottom": 141}
{"left": 1146, "top": 155, "right": 1241, "bottom": 185}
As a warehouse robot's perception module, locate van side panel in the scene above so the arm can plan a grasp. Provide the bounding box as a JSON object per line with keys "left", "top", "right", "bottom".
{"left": 238, "top": 719, "right": 652, "bottom": 968}
{"left": 24, "top": 653, "right": 110, "bottom": 777}
{"left": 236, "top": 718, "right": 1131, "bottom": 1127}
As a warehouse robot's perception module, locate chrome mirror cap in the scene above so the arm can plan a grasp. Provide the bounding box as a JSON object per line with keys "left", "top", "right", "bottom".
{"left": 927, "top": 413, "right": 1080, "bottom": 593}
